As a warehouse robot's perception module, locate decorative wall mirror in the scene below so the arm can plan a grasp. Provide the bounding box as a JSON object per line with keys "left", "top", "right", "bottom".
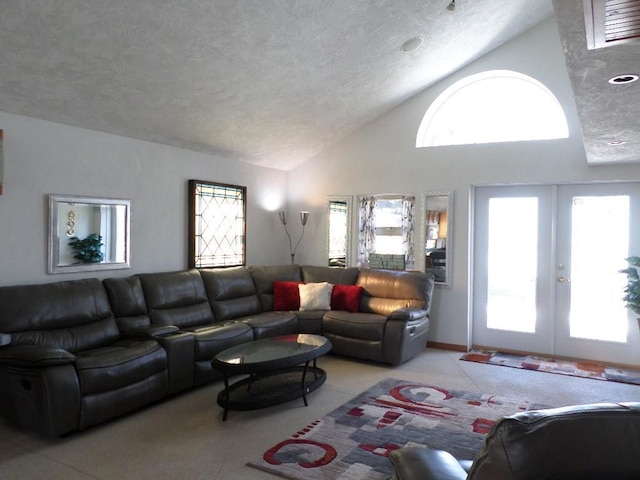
{"left": 326, "top": 196, "right": 352, "bottom": 267}
{"left": 48, "top": 194, "right": 131, "bottom": 274}
{"left": 421, "top": 191, "right": 453, "bottom": 286}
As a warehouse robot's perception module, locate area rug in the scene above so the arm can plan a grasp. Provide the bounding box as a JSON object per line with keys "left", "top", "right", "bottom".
{"left": 461, "top": 349, "right": 640, "bottom": 386}
{"left": 248, "top": 378, "right": 548, "bottom": 480}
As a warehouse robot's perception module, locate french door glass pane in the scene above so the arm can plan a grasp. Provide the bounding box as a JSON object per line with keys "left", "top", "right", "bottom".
{"left": 569, "top": 196, "right": 629, "bottom": 342}
{"left": 487, "top": 198, "right": 538, "bottom": 333}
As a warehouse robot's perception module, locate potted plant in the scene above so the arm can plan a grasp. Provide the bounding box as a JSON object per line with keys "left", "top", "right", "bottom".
{"left": 68, "top": 233, "right": 104, "bottom": 264}
{"left": 620, "top": 256, "right": 640, "bottom": 326}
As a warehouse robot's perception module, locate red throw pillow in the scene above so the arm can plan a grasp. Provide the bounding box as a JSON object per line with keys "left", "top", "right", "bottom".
{"left": 331, "top": 284, "right": 364, "bottom": 313}
{"left": 273, "top": 281, "right": 303, "bottom": 310}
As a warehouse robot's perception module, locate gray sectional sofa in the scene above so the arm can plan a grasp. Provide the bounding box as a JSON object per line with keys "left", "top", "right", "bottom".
{"left": 0, "top": 265, "right": 434, "bottom": 436}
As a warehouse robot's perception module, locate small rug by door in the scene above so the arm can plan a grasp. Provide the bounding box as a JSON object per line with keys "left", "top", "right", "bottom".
{"left": 461, "top": 349, "right": 640, "bottom": 386}
{"left": 248, "top": 378, "right": 548, "bottom": 480}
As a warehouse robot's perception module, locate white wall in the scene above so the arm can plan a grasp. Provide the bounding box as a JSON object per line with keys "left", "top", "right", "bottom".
{"left": 288, "top": 17, "right": 640, "bottom": 347}
{"left": 0, "top": 112, "right": 290, "bottom": 286}
{"left": 2, "top": 16, "right": 639, "bottom": 347}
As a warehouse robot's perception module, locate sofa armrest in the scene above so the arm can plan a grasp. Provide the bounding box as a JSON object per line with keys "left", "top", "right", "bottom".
{"left": 0, "top": 344, "right": 75, "bottom": 368}
{"left": 0, "top": 333, "right": 10, "bottom": 346}
{"left": 389, "top": 447, "right": 469, "bottom": 480}
{"left": 120, "top": 325, "right": 181, "bottom": 339}
{"left": 387, "top": 308, "right": 428, "bottom": 322}
{"left": 155, "top": 331, "right": 195, "bottom": 394}
{"left": 383, "top": 309, "right": 430, "bottom": 364}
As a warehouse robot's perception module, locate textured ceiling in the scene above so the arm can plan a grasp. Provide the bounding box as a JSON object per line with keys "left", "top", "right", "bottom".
{"left": 0, "top": 1, "right": 567, "bottom": 170}
{"left": 555, "top": 0, "right": 640, "bottom": 165}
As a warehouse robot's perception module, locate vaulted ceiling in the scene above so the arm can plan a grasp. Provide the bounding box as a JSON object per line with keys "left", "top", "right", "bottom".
{"left": 0, "top": 1, "right": 637, "bottom": 170}
{"left": 554, "top": 0, "right": 640, "bottom": 165}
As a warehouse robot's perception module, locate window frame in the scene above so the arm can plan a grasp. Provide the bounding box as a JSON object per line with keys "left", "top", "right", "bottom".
{"left": 188, "top": 179, "right": 247, "bottom": 269}
{"left": 357, "top": 193, "right": 416, "bottom": 269}
{"left": 416, "top": 69, "right": 569, "bottom": 148}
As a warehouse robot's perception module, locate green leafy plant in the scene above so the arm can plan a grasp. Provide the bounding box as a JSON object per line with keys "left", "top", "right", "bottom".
{"left": 620, "top": 256, "right": 640, "bottom": 316}
{"left": 68, "top": 233, "right": 104, "bottom": 264}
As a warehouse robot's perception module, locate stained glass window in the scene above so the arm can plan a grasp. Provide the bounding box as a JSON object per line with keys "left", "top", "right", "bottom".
{"left": 189, "top": 180, "right": 246, "bottom": 268}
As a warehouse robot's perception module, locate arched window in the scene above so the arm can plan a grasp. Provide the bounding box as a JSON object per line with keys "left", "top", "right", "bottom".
{"left": 416, "top": 70, "right": 569, "bottom": 147}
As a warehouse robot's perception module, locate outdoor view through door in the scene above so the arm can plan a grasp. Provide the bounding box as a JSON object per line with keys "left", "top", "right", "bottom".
{"left": 473, "top": 183, "right": 640, "bottom": 366}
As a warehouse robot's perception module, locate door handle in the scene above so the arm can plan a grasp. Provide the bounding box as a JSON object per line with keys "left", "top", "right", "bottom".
{"left": 557, "top": 276, "right": 570, "bottom": 283}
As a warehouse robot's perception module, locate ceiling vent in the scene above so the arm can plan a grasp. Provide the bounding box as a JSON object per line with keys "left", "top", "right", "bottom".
{"left": 584, "top": 0, "right": 640, "bottom": 49}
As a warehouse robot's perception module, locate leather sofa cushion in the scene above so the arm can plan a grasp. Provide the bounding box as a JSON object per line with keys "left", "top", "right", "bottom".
{"left": 139, "top": 270, "right": 210, "bottom": 310}
{"left": 0, "top": 344, "right": 76, "bottom": 367}
{"left": 209, "top": 295, "right": 262, "bottom": 322}
{"left": 0, "top": 278, "right": 112, "bottom": 330}
{"left": 241, "top": 312, "right": 298, "bottom": 339}
{"left": 301, "top": 265, "right": 360, "bottom": 285}
{"left": 150, "top": 303, "right": 214, "bottom": 329}
{"left": 11, "top": 317, "right": 120, "bottom": 353}
{"left": 139, "top": 270, "right": 215, "bottom": 328}
{"left": 356, "top": 269, "right": 433, "bottom": 316}
{"left": 183, "top": 321, "right": 254, "bottom": 361}
{"left": 322, "top": 311, "right": 387, "bottom": 341}
{"left": 75, "top": 339, "right": 166, "bottom": 395}
{"left": 469, "top": 402, "right": 640, "bottom": 480}
{"left": 292, "top": 310, "right": 323, "bottom": 334}
{"left": 103, "top": 275, "right": 152, "bottom": 331}
{"left": 200, "top": 267, "right": 262, "bottom": 321}
{"left": 248, "top": 265, "right": 302, "bottom": 311}
{"left": 103, "top": 276, "right": 147, "bottom": 318}
{"left": 390, "top": 447, "right": 468, "bottom": 480}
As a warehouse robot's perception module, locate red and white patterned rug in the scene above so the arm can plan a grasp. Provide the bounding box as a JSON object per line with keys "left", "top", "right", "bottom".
{"left": 461, "top": 349, "right": 640, "bottom": 386}
{"left": 248, "top": 378, "right": 548, "bottom": 480}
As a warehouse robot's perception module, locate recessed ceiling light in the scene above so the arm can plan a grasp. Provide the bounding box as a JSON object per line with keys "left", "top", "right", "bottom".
{"left": 401, "top": 37, "right": 423, "bottom": 53}
{"left": 608, "top": 139, "right": 626, "bottom": 145}
{"left": 608, "top": 74, "right": 639, "bottom": 85}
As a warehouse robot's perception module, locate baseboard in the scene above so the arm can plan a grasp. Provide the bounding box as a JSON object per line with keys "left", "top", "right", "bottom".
{"left": 426, "top": 341, "right": 467, "bottom": 352}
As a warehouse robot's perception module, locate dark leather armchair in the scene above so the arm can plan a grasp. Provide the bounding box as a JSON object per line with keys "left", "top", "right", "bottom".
{"left": 389, "top": 402, "right": 640, "bottom": 480}
{"left": 0, "top": 278, "right": 169, "bottom": 436}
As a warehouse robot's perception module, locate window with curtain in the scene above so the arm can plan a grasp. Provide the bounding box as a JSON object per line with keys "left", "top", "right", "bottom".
{"left": 188, "top": 180, "right": 246, "bottom": 268}
{"left": 358, "top": 195, "right": 415, "bottom": 268}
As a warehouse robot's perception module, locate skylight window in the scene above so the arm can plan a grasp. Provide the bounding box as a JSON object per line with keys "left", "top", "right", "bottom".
{"left": 416, "top": 70, "right": 569, "bottom": 147}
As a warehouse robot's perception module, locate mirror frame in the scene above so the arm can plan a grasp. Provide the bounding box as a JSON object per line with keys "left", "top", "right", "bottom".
{"left": 48, "top": 194, "right": 131, "bottom": 274}
{"left": 420, "top": 191, "right": 454, "bottom": 287}
{"left": 326, "top": 195, "right": 353, "bottom": 268}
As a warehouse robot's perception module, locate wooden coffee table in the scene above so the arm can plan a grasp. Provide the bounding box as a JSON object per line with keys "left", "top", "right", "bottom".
{"left": 211, "top": 334, "right": 332, "bottom": 420}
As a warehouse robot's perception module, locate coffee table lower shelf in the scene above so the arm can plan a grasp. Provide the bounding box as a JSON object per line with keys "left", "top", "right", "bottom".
{"left": 217, "top": 366, "right": 326, "bottom": 419}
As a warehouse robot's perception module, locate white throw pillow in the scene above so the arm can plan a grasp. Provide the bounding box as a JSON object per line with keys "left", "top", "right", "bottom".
{"left": 298, "top": 282, "right": 334, "bottom": 311}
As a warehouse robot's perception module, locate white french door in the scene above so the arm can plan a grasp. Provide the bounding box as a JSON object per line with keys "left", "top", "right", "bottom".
{"left": 472, "top": 183, "right": 640, "bottom": 366}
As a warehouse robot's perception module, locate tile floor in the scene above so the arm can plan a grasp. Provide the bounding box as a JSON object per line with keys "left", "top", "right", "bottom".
{"left": 1, "top": 348, "right": 638, "bottom": 479}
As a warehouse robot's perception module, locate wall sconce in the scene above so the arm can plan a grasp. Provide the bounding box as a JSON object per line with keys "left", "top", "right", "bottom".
{"left": 279, "top": 210, "right": 310, "bottom": 264}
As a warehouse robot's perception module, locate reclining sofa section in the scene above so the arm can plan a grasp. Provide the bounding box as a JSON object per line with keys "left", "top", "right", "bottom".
{"left": 0, "top": 265, "right": 434, "bottom": 436}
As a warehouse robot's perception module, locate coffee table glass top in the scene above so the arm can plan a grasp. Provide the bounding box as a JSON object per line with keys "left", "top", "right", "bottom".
{"left": 215, "top": 334, "right": 330, "bottom": 367}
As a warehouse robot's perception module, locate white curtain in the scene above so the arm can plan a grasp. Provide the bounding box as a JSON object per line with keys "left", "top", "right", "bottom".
{"left": 402, "top": 196, "right": 415, "bottom": 268}
{"left": 358, "top": 196, "right": 377, "bottom": 266}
